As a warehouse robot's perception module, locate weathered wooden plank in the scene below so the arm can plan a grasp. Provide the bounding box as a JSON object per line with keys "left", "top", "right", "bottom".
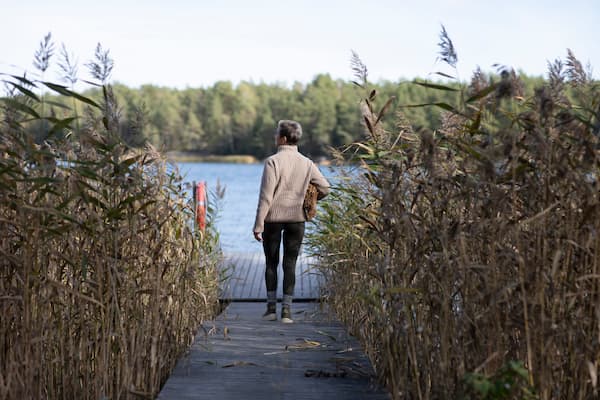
{"left": 302, "top": 258, "right": 311, "bottom": 299}
{"left": 221, "top": 252, "right": 323, "bottom": 301}
{"left": 297, "top": 258, "right": 305, "bottom": 298}
{"left": 219, "top": 254, "right": 233, "bottom": 300}
{"left": 239, "top": 253, "right": 255, "bottom": 298}
{"left": 157, "top": 302, "right": 389, "bottom": 400}
{"left": 243, "top": 253, "right": 254, "bottom": 298}
{"left": 222, "top": 253, "right": 239, "bottom": 299}
{"left": 239, "top": 254, "right": 254, "bottom": 298}
{"left": 248, "top": 252, "right": 263, "bottom": 298}
{"left": 300, "top": 258, "right": 311, "bottom": 296}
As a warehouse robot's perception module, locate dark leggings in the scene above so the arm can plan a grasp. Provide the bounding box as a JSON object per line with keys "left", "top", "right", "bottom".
{"left": 262, "top": 222, "right": 305, "bottom": 296}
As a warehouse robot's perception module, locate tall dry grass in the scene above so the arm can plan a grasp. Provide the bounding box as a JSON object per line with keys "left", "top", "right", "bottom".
{"left": 309, "top": 39, "right": 600, "bottom": 398}
{"left": 0, "top": 40, "right": 220, "bottom": 399}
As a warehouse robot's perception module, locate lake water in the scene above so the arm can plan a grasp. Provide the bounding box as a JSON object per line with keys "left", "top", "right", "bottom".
{"left": 176, "top": 162, "right": 340, "bottom": 253}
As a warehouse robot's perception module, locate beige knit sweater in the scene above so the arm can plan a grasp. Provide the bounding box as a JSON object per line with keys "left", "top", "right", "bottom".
{"left": 253, "top": 145, "right": 330, "bottom": 233}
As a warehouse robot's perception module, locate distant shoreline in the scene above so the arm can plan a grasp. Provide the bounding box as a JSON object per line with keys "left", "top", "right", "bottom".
{"left": 166, "top": 151, "right": 333, "bottom": 166}
{"left": 166, "top": 152, "right": 259, "bottom": 164}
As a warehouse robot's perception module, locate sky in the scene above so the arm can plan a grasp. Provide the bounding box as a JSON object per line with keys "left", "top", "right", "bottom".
{"left": 1, "top": 0, "right": 599, "bottom": 89}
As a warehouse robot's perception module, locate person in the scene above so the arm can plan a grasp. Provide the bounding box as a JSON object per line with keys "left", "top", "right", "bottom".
{"left": 253, "top": 120, "right": 330, "bottom": 323}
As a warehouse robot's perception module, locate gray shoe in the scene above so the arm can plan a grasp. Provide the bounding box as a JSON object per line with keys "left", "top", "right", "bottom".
{"left": 262, "top": 304, "right": 277, "bottom": 321}
{"left": 281, "top": 306, "right": 293, "bottom": 324}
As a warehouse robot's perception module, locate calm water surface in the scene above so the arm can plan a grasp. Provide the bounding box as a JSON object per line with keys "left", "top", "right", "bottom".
{"left": 176, "top": 162, "right": 340, "bottom": 253}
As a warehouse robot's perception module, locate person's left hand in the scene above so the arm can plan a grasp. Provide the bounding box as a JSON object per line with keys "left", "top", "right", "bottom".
{"left": 253, "top": 231, "right": 263, "bottom": 242}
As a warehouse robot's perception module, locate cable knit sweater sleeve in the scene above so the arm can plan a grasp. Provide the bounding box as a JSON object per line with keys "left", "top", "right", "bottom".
{"left": 253, "top": 157, "right": 278, "bottom": 233}
{"left": 310, "top": 162, "right": 330, "bottom": 199}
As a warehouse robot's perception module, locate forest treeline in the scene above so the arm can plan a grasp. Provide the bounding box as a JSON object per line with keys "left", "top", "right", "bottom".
{"left": 50, "top": 73, "right": 544, "bottom": 159}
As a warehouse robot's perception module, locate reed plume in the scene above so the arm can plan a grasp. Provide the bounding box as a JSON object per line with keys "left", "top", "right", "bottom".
{"left": 309, "top": 43, "right": 600, "bottom": 400}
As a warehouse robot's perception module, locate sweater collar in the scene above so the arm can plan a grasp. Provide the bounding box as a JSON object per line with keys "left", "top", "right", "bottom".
{"left": 277, "top": 145, "right": 298, "bottom": 152}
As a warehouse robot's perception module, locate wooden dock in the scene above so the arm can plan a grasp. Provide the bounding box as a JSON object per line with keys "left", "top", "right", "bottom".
{"left": 156, "top": 253, "right": 389, "bottom": 399}
{"left": 157, "top": 302, "right": 389, "bottom": 399}
{"left": 220, "top": 252, "right": 323, "bottom": 301}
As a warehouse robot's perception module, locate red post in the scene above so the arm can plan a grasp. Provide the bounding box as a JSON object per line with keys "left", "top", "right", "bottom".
{"left": 195, "top": 181, "right": 207, "bottom": 232}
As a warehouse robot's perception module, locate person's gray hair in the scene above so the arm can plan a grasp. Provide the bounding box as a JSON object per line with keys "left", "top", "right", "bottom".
{"left": 277, "top": 120, "right": 302, "bottom": 144}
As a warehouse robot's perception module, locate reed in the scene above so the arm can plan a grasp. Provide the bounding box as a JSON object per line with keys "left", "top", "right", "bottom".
{"left": 0, "top": 41, "right": 220, "bottom": 399}
{"left": 308, "top": 40, "right": 600, "bottom": 399}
